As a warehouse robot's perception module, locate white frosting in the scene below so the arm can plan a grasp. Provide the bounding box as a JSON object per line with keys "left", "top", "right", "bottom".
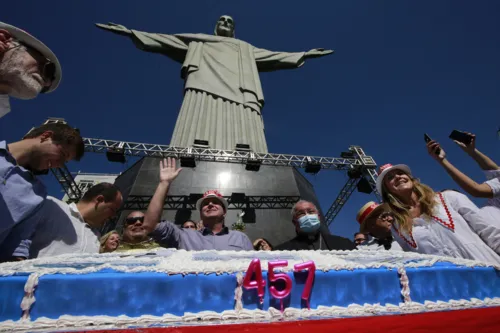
{"left": 1, "top": 249, "right": 499, "bottom": 331}
{"left": 2, "top": 298, "right": 499, "bottom": 332}
{"left": 234, "top": 272, "right": 243, "bottom": 311}
{"left": 1, "top": 249, "right": 496, "bottom": 278}
{"left": 397, "top": 266, "right": 411, "bottom": 303}
{"left": 20, "top": 273, "right": 39, "bottom": 320}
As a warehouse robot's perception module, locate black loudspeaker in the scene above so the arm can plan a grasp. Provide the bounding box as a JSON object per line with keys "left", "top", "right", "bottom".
{"left": 241, "top": 208, "right": 256, "bottom": 223}
{"left": 188, "top": 193, "right": 203, "bottom": 204}
{"left": 305, "top": 161, "right": 321, "bottom": 174}
{"left": 175, "top": 208, "right": 192, "bottom": 225}
{"left": 230, "top": 192, "right": 246, "bottom": 203}
{"left": 357, "top": 178, "right": 373, "bottom": 194}
{"left": 245, "top": 159, "right": 261, "bottom": 171}
{"left": 106, "top": 148, "right": 126, "bottom": 163}
{"left": 180, "top": 156, "right": 196, "bottom": 168}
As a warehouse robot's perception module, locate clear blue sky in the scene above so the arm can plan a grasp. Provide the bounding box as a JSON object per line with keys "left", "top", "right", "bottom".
{"left": 1, "top": 1, "right": 499, "bottom": 240}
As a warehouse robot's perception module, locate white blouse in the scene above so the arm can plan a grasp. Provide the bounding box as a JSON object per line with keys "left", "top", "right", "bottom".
{"left": 481, "top": 169, "right": 500, "bottom": 231}
{"left": 391, "top": 191, "right": 500, "bottom": 265}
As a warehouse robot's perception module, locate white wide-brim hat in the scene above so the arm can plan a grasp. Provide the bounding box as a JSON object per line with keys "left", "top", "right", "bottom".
{"left": 376, "top": 163, "right": 412, "bottom": 195}
{"left": 196, "top": 190, "right": 228, "bottom": 212}
{"left": 0, "top": 21, "right": 61, "bottom": 93}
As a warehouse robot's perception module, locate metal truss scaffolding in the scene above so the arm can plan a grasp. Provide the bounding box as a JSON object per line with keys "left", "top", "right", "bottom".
{"left": 50, "top": 166, "right": 82, "bottom": 202}
{"left": 82, "top": 138, "right": 375, "bottom": 170}
{"left": 123, "top": 195, "right": 301, "bottom": 211}
{"left": 41, "top": 118, "right": 380, "bottom": 226}
{"left": 323, "top": 177, "right": 360, "bottom": 225}
{"left": 323, "top": 145, "right": 382, "bottom": 226}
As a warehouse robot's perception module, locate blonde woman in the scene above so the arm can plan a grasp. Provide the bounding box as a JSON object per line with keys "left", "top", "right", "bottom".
{"left": 376, "top": 163, "right": 500, "bottom": 265}
{"left": 99, "top": 231, "right": 120, "bottom": 253}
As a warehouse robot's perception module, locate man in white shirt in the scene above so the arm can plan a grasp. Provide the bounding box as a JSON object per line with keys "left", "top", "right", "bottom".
{"left": 4, "top": 183, "right": 122, "bottom": 259}
{"left": 0, "top": 21, "right": 61, "bottom": 118}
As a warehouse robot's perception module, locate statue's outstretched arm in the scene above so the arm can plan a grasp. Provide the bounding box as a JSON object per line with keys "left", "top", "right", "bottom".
{"left": 304, "top": 48, "right": 334, "bottom": 58}
{"left": 96, "top": 22, "right": 188, "bottom": 63}
{"left": 96, "top": 22, "right": 132, "bottom": 37}
{"left": 254, "top": 47, "right": 333, "bottom": 72}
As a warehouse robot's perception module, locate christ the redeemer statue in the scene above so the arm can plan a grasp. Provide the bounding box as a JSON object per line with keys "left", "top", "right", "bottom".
{"left": 97, "top": 16, "right": 332, "bottom": 153}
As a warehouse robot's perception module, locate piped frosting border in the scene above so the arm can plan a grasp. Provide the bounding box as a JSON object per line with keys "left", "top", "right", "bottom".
{"left": 0, "top": 249, "right": 497, "bottom": 278}
{"left": 2, "top": 298, "right": 499, "bottom": 332}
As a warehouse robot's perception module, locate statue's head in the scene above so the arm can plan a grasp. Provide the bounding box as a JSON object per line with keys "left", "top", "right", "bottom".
{"left": 214, "top": 15, "right": 235, "bottom": 38}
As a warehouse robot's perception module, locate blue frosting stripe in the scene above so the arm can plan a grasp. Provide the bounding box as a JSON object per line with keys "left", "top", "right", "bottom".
{"left": 29, "top": 267, "right": 402, "bottom": 320}
{"left": 30, "top": 272, "right": 237, "bottom": 319}
{"left": 7, "top": 262, "right": 499, "bottom": 321}
{"left": 406, "top": 263, "right": 500, "bottom": 303}
{"left": 242, "top": 268, "right": 402, "bottom": 310}
{"left": 0, "top": 275, "right": 27, "bottom": 321}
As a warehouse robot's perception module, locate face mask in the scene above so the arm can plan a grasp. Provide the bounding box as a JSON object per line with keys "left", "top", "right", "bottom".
{"left": 297, "top": 214, "right": 321, "bottom": 233}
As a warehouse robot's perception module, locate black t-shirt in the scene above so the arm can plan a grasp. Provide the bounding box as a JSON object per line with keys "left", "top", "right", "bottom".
{"left": 274, "top": 232, "right": 356, "bottom": 251}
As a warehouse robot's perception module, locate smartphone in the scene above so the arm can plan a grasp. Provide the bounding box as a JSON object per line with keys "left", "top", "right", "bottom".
{"left": 424, "top": 133, "right": 440, "bottom": 154}
{"left": 424, "top": 133, "right": 432, "bottom": 143}
{"left": 449, "top": 130, "right": 473, "bottom": 145}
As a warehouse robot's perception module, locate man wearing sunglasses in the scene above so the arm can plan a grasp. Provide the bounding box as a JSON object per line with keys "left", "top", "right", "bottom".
{"left": 115, "top": 157, "right": 253, "bottom": 251}
{"left": 116, "top": 211, "right": 162, "bottom": 251}
{"left": 114, "top": 158, "right": 182, "bottom": 252}
{"left": 356, "top": 201, "right": 402, "bottom": 251}
{"left": 0, "top": 21, "right": 61, "bottom": 118}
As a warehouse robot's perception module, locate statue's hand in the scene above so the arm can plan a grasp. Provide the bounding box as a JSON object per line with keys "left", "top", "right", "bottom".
{"left": 305, "top": 48, "right": 334, "bottom": 58}
{"left": 95, "top": 22, "right": 132, "bottom": 36}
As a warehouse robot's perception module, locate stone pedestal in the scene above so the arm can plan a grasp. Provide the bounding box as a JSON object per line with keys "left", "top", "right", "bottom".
{"left": 114, "top": 157, "right": 328, "bottom": 247}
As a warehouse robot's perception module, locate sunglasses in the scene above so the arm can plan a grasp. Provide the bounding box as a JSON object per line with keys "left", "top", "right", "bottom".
{"left": 7, "top": 42, "right": 56, "bottom": 92}
{"left": 125, "top": 216, "right": 144, "bottom": 225}
{"left": 377, "top": 212, "right": 394, "bottom": 221}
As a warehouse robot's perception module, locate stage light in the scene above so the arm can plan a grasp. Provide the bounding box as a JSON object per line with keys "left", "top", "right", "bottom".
{"left": 180, "top": 156, "right": 196, "bottom": 168}
{"left": 340, "top": 151, "right": 354, "bottom": 158}
{"left": 357, "top": 177, "right": 373, "bottom": 194}
{"left": 106, "top": 148, "right": 126, "bottom": 163}
{"left": 193, "top": 139, "right": 209, "bottom": 148}
{"left": 305, "top": 161, "right": 321, "bottom": 174}
{"left": 235, "top": 143, "right": 251, "bottom": 151}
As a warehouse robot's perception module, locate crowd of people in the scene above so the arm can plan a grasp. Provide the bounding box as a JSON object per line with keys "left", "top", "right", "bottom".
{"left": 355, "top": 137, "right": 500, "bottom": 265}
{"left": 0, "top": 21, "right": 499, "bottom": 265}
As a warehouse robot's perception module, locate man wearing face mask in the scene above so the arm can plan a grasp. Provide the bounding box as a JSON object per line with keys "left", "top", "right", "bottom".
{"left": 274, "top": 200, "right": 356, "bottom": 251}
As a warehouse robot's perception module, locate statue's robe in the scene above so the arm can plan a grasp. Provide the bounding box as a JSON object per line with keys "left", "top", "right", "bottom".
{"left": 131, "top": 31, "right": 306, "bottom": 152}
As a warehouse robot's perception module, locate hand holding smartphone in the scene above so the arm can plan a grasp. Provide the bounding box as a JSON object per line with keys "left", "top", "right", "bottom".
{"left": 424, "top": 133, "right": 441, "bottom": 155}
{"left": 449, "top": 130, "right": 473, "bottom": 145}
